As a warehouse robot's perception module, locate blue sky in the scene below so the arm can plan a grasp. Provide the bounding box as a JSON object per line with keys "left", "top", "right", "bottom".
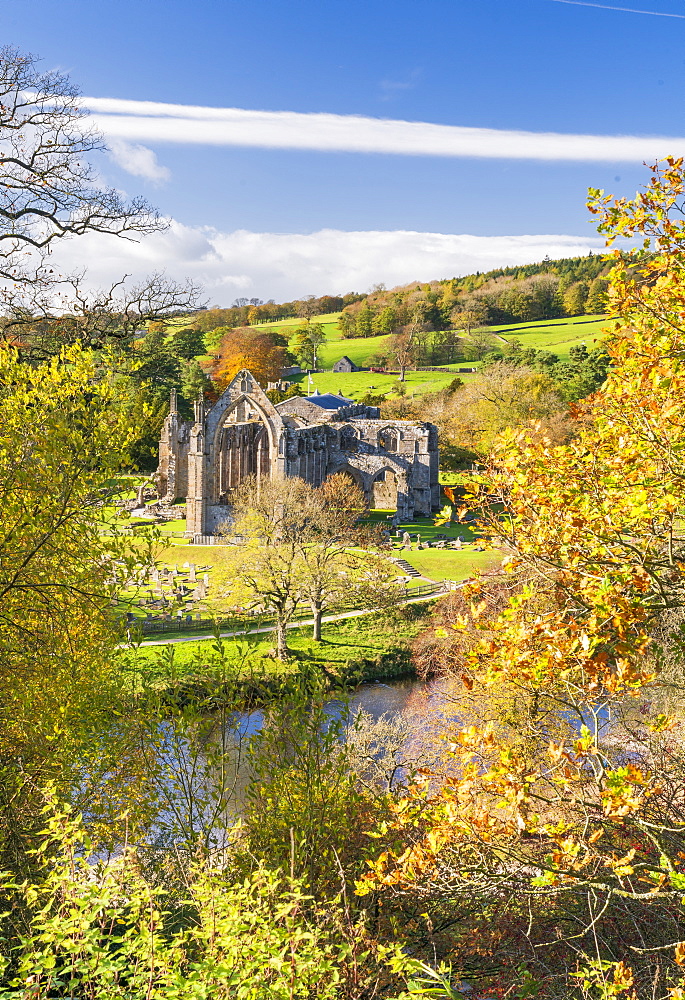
{"left": 3, "top": 0, "right": 685, "bottom": 301}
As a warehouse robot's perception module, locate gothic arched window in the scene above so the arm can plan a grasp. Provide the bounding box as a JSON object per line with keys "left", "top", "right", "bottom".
{"left": 378, "top": 427, "right": 399, "bottom": 453}
{"left": 340, "top": 425, "right": 358, "bottom": 453}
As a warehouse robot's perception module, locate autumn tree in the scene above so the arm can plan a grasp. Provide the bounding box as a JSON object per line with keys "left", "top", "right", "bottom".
{"left": 461, "top": 325, "right": 500, "bottom": 361}
{"left": 360, "top": 160, "right": 685, "bottom": 996}
{"left": 586, "top": 275, "right": 610, "bottom": 314}
{"left": 294, "top": 473, "right": 398, "bottom": 640}
{"left": 355, "top": 300, "right": 374, "bottom": 338}
{"left": 389, "top": 330, "right": 417, "bottom": 381}
{"left": 563, "top": 279, "right": 589, "bottom": 316}
{"left": 297, "top": 295, "right": 319, "bottom": 320}
{"left": 212, "top": 327, "right": 290, "bottom": 389}
{"left": 427, "top": 361, "right": 570, "bottom": 456}
{"left": 337, "top": 311, "right": 357, "bottom": 339}
{"left": 0, "top": 345, "right": 160, "bottom": 867}
{"left": 451, "top": 299, "right": 488, "bottom": 338}
{"left": 372, "top": 305, "right": 397, "bottom": 335}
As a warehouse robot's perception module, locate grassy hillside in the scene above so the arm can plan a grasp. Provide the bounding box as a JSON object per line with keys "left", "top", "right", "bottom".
{"left": 282, "top": 314, "right": 611, "bottom": 401}
{"left": 168, "top": 310, "right": 611, "bottom": 402}
{"left": 253, "top": 313, "right": 610, "bottom": 369}
{"left": 292, "top": 367, "right": 465, "bottom": 400}
{"left": 492, "top": 315, "right": 612, "bottom": 360}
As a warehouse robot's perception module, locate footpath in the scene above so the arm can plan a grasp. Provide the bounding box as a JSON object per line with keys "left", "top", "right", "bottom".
{"left": 136, "top": 586, "right": 452, "bottom": 648}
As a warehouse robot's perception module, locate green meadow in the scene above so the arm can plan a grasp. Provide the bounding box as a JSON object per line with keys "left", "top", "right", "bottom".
{"left": 291, "top": 367, "right": 468, "bottom": 400}
{"left": 164, "top": 310, "right": 612, "bottom": 403}
{"left": 247, "top": 312, "right": 612, "bottom": 400}
{"left": 490, "top": 315, "right": 612, "bottom": 360}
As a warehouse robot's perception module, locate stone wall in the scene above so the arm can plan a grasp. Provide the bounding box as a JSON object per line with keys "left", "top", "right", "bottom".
{"left": 157, "top": 370, "right": 440, "bottom": 535}
{"left": 157, "top": 390, "right": 192, "bottom": 501}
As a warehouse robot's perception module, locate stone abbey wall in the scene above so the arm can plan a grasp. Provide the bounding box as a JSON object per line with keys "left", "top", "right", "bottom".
{"left": 157, "top": 370, "right": 440, "bottom": 537}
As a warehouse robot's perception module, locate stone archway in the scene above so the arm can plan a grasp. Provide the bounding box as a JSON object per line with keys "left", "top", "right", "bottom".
{"left": 214, "top": 409, "right": 272, "bottom": 502}
{"left": 328, "top": 465, "right": 370, "bottom": 507}
{"left": 371, "top": 467, "right": 398, "bottom": 509}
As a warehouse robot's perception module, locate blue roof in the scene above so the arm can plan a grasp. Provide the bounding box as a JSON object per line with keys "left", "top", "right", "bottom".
{"left": 305, "top": 391, "right": 353, "bottom": 410}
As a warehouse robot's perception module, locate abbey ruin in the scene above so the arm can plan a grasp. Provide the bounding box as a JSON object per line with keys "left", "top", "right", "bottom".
{"left": 157, "top": 369, "right": 440, "bottom": 538}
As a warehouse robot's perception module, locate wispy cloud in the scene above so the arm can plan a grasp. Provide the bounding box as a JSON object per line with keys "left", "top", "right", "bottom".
{"left": 547, "top": 0, "right": 685, "bottom": 17}
{"left": 107, "top": 138, "right": 171, "bottom": 183}
{"left": 50, "top": 222, "right": 605, "bottom": 302}
{"left": 82, "top": 95, "right": 685, "bottom": 162}
{"left": 379, "top": 69, "right": 422, "bottom": 101}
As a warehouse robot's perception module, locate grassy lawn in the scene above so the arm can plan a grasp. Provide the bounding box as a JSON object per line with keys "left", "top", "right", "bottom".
{"left": 491, "top": 315, "right": 612, "bottom": 360}
{"left": 118, "top": 505, "right": 499, "bottom": 619}
{"left": 403, "top": 547, "right": 499, "bottom": 581}
{"left": 291, "top": 367, "right": 468, "bottom": 401}
{"left": 369, "top": 509, "right": 502, "bottom": 582}
{"left": 487, "top": 314, "right": 610, "bottom": 334}
{"left": 318, "top": 333, "right": 386, "bottom": 369}
{"left": 120, "top": 607, "right": 432, "bottom": 697}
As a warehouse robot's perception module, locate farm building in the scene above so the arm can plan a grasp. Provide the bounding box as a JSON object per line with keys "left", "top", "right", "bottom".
{"left": 332, "top": 356, "right": 363, "bottom": 373}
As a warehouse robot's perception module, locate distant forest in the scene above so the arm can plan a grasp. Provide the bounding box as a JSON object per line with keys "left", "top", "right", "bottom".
{"left": 193, "top": 253, "right": 610, "bottom": 339}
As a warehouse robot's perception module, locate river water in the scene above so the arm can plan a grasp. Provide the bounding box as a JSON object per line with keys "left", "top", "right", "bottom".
{"left": 150, "top": 673, "right": 640, "bottom": 849}
{"left": 219, "top": 677, "right": 459, "bottom": 820}
{"left": 146, "top": 675, "right": 462, "bottom": 848}
{"left": 227, "top": 675, "right": 459, "bottom": 743}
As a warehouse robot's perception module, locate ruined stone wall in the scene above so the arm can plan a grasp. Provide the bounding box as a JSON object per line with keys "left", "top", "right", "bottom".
{"left": 157, "top": 395, "right": 192, "bottom": 502}
{"left": 158, "top": 370, "right": 440, "bottom": 536}
{"left": 284, "top": 424, "right": 329, "bottom": 485}
{"left": 323, "top": 419, "right": 439, "bottom": 519}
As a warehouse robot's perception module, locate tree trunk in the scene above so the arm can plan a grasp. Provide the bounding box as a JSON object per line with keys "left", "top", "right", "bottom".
{"left": 312, "top": 604, "right": 323, "bottom": 641}
{"left": 275, "top": 618, "right": 289, "bottom": 660}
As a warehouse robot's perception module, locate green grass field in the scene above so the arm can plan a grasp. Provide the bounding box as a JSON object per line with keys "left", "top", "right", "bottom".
{"left": 116, "top": 506, "right": 498, "bottom": 622}
{"left": 120, "top": 608, "right": 433, "bottom": 699}
{"left": 164, "top": 311, "right": 611, "bottom": 404}
{"left": 291, "top": 367, "right": 468, "bottom": 401}
{"left": 492, "top": 315, "right": 612, "bottom": 360}
{"left": 403, "top": 548, "right": 498, "bottom": 581}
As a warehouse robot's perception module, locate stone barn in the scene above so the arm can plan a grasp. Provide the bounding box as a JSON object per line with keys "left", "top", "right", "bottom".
{"left": 332, "top": 356, "right": 362, "bottom": 373}
{"left": 157, "top": 370, "right": 439, "bottom": 538}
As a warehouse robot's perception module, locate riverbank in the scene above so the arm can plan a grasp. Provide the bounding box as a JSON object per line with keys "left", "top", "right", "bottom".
{"left": 120, "top": 604, "right": 434, "bottom": 708}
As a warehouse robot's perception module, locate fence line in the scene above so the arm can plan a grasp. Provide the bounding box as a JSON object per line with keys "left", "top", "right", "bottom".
{"left": 123, "top": 582, "right": 448, "bottom": 637}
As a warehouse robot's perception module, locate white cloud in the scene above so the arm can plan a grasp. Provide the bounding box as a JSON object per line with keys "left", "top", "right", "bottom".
{"left": 107, "top": 138, "right": 170, "bottom": 183}
{"left": 49, "top": 222, "right": 605, "bottom": 302}
{"left": 80, "top": 95, "right": 685, "bottom": 162}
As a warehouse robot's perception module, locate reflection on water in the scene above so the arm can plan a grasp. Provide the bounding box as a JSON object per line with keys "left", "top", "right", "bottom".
{"left": 227, "top": 677, "right": 462, "bottom": 745}
{"left": 147, "top": 677, "right": 463, "bottom": 849}
{"left": 217, "top": 677, "right": 462, "bottom": 811}
{"left": 348, "top": 677, "right": 461, "bottom": 729}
